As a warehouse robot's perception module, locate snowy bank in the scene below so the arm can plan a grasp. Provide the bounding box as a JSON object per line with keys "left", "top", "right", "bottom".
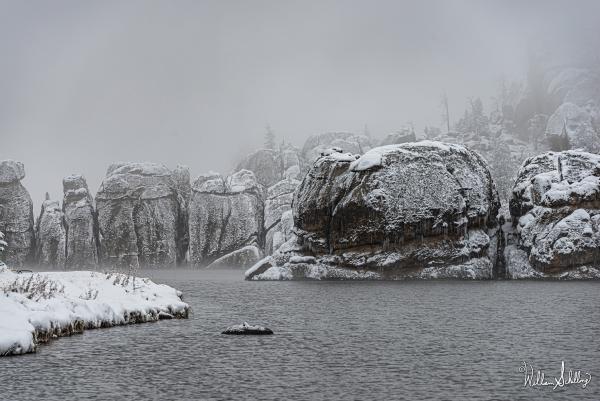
{"left": 0, "top": 267, "right": 189, "bottom": 356}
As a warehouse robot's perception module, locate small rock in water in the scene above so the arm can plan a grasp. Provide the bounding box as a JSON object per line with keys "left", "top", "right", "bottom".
{"left": 222, "top": 322, "right": 273, "bottom": 335}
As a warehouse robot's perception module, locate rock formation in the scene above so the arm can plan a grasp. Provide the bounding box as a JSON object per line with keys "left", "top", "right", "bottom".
{"left": 236, "top": 149, "right": 284, "bottom": 188}
{"left": 236, "top": 145, "right": 304, "bottom": 187}
{"left": 36, "top": 196, "right": 66, "bottom": 268}
{"left": 379, "top": 129, "right": 416, "bottom": 146}
{"left": 63, "top": 175, "right": 98, "bottom": 268}
{"left": 545, "top": 102, "right": 600, "bottom": 153}
{"left": 206, "top": 245, "right": 262, "bottom": 269}
{"left": 301, "top": 132, "right": 372, "bottom": 164}
{"left": 96, "top": 162, "right": 188, "bottom": 269}
{"left": 172, "top": 165, "right": 191, "bottom": 263}
{"left": 0, "top": 160, "right": 35, "bottom": 267}
{"left": 263, "top": 178, "right": 299, "bottom": 255}
{"left": 507, "top": 150, "right": 600, "bottom": 278}
{"left": 247, "top": 141, "right": 502, "bottom": 280}
{"left": 189, "top": 170, "right": 263, "bottom": 267}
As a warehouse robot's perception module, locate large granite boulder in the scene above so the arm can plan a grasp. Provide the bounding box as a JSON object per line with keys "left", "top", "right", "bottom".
{"left": 247, "top": 142, "right": 502, "bottom": 280}
{"left": 0, "top": 160, "right": 35, "bottom": 267}
{"left": 263, "top": 178, "right": 299, "bottom": 255}
{"left": 189, "top": 170, "right": 264, "bottom": 266}
{"left": 63, "top": 175, "right": 98, "bottom": 268}
{"left": 36, "top": 197, "right": 66, "bottom": 268}
{"left": 96, "top": 162, "right": 188, "bottom": 269}
{"left": 507, "top": 150, "right": 600, "bottom": 278}
{"left": 301, "top": 132, "right": 372, "bottom": 164}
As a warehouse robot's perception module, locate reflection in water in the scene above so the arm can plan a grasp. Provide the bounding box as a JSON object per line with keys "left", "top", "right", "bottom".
{"left": 3, "top": 269, "right": 599, "bottom": 401}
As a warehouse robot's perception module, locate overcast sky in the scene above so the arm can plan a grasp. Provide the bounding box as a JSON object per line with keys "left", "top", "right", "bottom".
{"left": 1, "top": 0, "right": 599, "bottom": 210}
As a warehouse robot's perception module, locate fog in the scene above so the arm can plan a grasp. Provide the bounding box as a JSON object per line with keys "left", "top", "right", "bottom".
{"left": 1, "top": 0, "right": 599, "bottom": 209}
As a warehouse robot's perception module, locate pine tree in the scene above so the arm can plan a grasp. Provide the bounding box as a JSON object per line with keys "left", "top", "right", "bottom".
{"left": 441, "top": 92, "right": 451, "bottom": 133}
{"left": 455, "top": 97, "right": 489, "bottom": 137}
{"left": 264, "top": 124, "right": 276, "bottom": 150}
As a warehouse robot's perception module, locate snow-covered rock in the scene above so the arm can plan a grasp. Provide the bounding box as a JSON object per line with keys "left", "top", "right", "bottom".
{"left": 264, "top": 178, "right": 300, "bottom": 254}
{"left": 508, "top": 150, "right": 600, "bottom": 277}
{"left": 221, "top": 322, "right": 273, "bottom": 335}
{"left": 0, "top": 160, "right": 35, "bottom": 267}
{"left": 205, "top": 245, "right": 262, "bottom": 269}
{"left": 172, "top": 165, "right": 192, "bottom": 264}
{"left": 247, "top": 141, "right": 502, "bottom": 280}
{"left": 96, "top": 162, "right": 188, "bottom": 269}
{"left": 0, "top": 267, "right": 189, "bottom": 356}
{"left": 236, "top": 149, "right": 283, "bottom": 188}
{"left": 35, "top": 198, "right": 66, "bottom": 268}
{"left": 189, "top": 170, "right": 264, "bottom": 266}
{"left": 545, "top": 102, "right": 600, "bottom": 153}
{"left": 378, "top": 129, "right": 416, "bottom": 146}
{"left": 301, "top": 132, "right": 371, "bottom": 164}
{"left": 63, "top": 175, "right": 98, "bottom": 269}
{"left": 236, "top": 146, "right": 304, "bottom": 188}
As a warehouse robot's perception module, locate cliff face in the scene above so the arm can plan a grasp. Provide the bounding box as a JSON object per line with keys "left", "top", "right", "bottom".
{"left": 263, "top": 178, "right": 299, "bottom": 255}
{"left": 0, "top": 160, "right": 35, "bottom": 267}
{"left": 188, "top": 170, "right": 263, "bottom": 267}
{"left": 247, "top": 141, "right": 502, "bottom": 280}
{"left": 507, "top": 150, "right": 600, "bottom": 278}
{"left": 36, "top": 198, "right": 66, "bottom": 268}
{"left": 96, "top": 162, "right": 188, "bottom": 269}
{"left": 63, "top": 175, "right": 98, "bottom": 269}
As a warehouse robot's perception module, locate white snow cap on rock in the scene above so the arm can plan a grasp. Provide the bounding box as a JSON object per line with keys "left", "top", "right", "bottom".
{"left": 320, "top": 147, "right": 358, "bottom": 162}
{"left": 348, "top": 141, "right": 468, "bottom": 172}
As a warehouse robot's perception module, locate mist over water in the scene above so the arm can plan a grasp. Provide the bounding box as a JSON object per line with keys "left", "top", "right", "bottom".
{"left": 2, "top": 0, "right": 600, "bottom": 210}
{"left": 3, "top": 270, "right": 599, "bottom": 400}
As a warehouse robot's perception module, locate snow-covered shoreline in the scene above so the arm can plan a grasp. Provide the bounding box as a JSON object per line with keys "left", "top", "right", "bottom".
{"left": 0, "top": 266, "right": 190, "bottom": 356}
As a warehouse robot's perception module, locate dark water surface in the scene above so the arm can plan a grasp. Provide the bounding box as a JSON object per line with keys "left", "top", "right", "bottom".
{"left": 2, "top": 269, "right": 599, "bottom": 401}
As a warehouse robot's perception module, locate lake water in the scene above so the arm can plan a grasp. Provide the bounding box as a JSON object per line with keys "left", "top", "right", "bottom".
{"left": 3, "top": 270, "right": 599, "bottom": 400}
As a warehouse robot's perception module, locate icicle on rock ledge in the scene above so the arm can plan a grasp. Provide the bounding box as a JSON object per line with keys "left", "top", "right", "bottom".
{"left": 0, "top": 265, "right": 190, "bottom": 356}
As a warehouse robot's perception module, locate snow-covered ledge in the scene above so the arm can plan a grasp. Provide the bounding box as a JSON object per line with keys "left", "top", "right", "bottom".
{"left": 0, "top": 267, "right": 190, "bottom": 356}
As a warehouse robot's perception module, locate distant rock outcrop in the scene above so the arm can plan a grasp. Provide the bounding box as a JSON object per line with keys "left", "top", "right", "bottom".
{"left": 189, "top": 170, "right": 264, "bottom": 266}
{"left": 236, "top": 145, "right": 304, "bottom": 187}
{"left": 379, "top": 129, "right": 416, "bottom": 146}
{"left": 507, "top": 150, "right": 600, "bottom": 278}
{"left": 96, "top": 162, "right": 188, "bottom": 269}
{"left": 301, "top": 132, "right": 371, "bottom": 164}
{"left": 236, "top": 149, "right": 283, "bottom": 188}
{"left": 0, "top": 160, "right": 35, "bottom": 267}
{"left": 63, "top": 175, "right": 98, "bottom": 268}
{"left": 36, "top": 197, "right": 66, "bottom": 268}
{"left": 172, "top": 165, "right": 191, "bottom": 264}
{"left": 545, "top": 102, "right": 600, "bottom": 153}
{"left": 247, "top": 142, "right": 502, "bottom": 280}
